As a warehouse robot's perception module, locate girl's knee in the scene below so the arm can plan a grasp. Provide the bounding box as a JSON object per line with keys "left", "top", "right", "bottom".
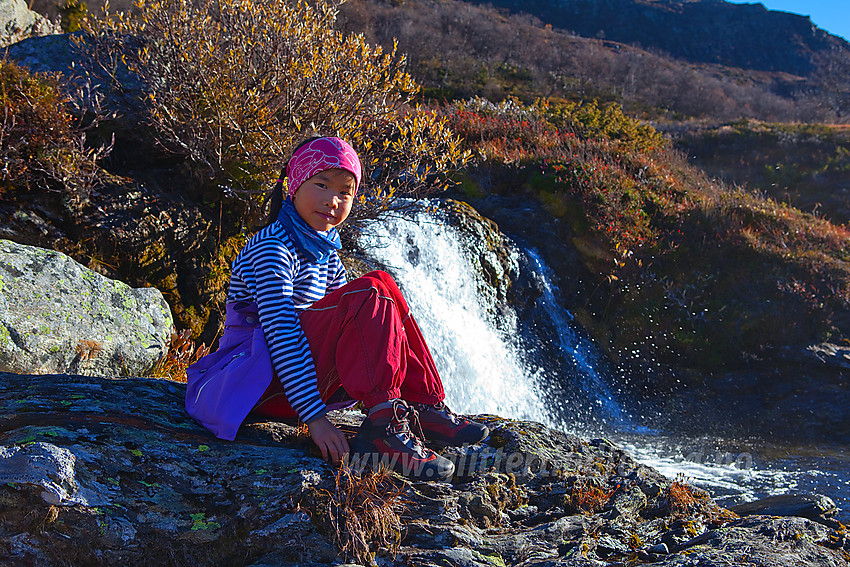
{"left": 361, "top": 270, "right": 400, "bottom": 292}
{"left": 352, "top": 270, "right": 410, "bottom": 316}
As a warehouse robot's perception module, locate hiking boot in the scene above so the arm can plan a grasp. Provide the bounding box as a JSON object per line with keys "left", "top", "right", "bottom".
{"left": 413, "top": 401, "right": 490, "bottom": 446}
{"left": 349, "top": 399, "right": 455, "bottom": 481}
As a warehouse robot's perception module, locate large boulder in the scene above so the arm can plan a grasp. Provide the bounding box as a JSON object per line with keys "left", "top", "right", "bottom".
{"left": 0, "top": 239, "right": 172, "bottom": 376}
{"left": 4, "top": 31, "right": 77, "bottom": 76}
{"left": 0, "top": 0, "right": 59, "bottom": 48}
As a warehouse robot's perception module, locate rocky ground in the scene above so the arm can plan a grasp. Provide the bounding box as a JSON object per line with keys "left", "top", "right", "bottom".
{"left": 1, "top": 372, "right": 847, "bottom": 566}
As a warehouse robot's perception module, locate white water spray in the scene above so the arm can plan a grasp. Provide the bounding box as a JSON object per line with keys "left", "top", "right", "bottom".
{"left": 524, "top": 249, "right": 649, "bottom": 432}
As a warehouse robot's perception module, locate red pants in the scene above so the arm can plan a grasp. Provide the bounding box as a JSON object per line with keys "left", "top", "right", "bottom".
{"left": 253, "top": 271, "right": 446, "bottom": 418}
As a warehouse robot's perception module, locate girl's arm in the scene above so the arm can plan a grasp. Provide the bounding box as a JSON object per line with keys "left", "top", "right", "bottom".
{"left": 326, "top": 254, "right": 347, "bottom": 293}
{"left": 237, "top": 234, "right": 327, "bottom": 424}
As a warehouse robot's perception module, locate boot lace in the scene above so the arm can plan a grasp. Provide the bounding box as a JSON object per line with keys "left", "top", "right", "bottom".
{"left": 418, "top": 400, "right": 462, "bottom": 425}
{"left": 387, "top": 400, "right": 429, "bottom": 454}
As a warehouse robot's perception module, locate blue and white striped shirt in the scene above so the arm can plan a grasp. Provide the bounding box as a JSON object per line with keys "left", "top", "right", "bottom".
{"left": 227, "top": 221, "right": 346, "bottom": 423}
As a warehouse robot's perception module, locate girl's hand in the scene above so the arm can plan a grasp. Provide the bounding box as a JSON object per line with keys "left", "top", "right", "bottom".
{"left": 306, "top": 415, "right": 349, "bottom": 464}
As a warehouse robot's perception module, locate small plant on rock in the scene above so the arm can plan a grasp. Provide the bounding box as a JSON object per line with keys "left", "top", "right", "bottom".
{"left": 322, "top": 462, "right": 407, "bottom": 564}
{"left": 148, "top": 329, "right": 210, "bottom": 382}
{"left": 664, "top": 474, "right": 737, "bottom": 525}
{"left": 567, "top": 476, "right": 615, "bottom": 514}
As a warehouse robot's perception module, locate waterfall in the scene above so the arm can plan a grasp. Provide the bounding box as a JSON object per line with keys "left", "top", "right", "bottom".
{"left": 524, "top": 249, "right": 650, "bottom": 433}
{"left": 358, "top": 207, "right": 551, "bottom": 425}
{"left": 357, "top": 203, "right": 850, "bottom": 523}
{"left": 358, "top": 203, "right": 637, "bottom": 433}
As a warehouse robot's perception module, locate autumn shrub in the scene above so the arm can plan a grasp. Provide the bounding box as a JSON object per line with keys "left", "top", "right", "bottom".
{"left": 442, "top": 97, "right": 669, "bottom": 250}
{"left": 536, "top": 98, "right": 665, "bottom": 153}
{"left": 60, "top": 0, "right": 88, "bottom": 32}
{"left": 79, "top": 0, "right": 469, "bottom": 223}
{"left": 443, "top": 96, "right": 850, "bottom": 370}
{"left": 0, "top": 59, "right": 112, "bottom": 202}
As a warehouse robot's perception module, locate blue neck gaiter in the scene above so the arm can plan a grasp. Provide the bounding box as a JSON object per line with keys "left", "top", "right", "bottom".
{"left": 276, "top": 197, "right": 341, "bottom": 263}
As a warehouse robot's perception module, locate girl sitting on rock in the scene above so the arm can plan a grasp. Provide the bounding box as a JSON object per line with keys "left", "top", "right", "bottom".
{"left": 185, "top": 136, "right": 488, "bottom": 481}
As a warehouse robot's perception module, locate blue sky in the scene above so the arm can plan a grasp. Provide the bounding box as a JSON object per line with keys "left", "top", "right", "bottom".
{"left": 727, "top": 1, "right": 850, "bottom": 42}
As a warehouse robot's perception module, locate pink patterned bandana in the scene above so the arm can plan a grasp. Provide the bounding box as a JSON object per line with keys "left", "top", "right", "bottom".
{"left": 285, "top": 137, "right": 362, "bottom": 198}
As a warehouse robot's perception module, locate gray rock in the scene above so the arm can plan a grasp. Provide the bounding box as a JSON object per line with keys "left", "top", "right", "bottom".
{"left": 1, "top": 372, "right": 848, "bottom": 567}
{"left": 0, "top": 239, "right": 172, "bottom": 376}
{"left": 0, "top": 0, "right": 59, "bottom": 48}
{"left": 4, "top": 31, "right": 77, "bottom": 76}
{"left": 646, "top": 542, "right": 669, "bottom": 554}
{"left": 609, "top": 486, "right": 648, "bottom": 517}
{"left": 652, "top": 516, "right": 848, "bottom": 567}
{"left": 0, "top": 442, "right": 86, "bottom": 505}
{"left": 437, "top": 199, "right": 519, "bottom": 310}
{"left": 732, "top": 493, "right": 838, "bottom": 523}
{"left": 446, "top": 523, "right": 485, "bottom": 547}
{"left": 662, "top": 520, "right": 707, "bottom": 551}
{"left": 425, "top": 546, "right": 507, "bottom": 567}
{"left": 0, "top": 372, "right": 337, "bottom": 565}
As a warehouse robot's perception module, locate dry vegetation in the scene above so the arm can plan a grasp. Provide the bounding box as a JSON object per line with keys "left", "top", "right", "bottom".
{"left": 338, "top": 0, "right": 844, "bottom": 123}
{"left": 567, "top": 476, "right": 616, "bottom": 515}
{"left": 37, "top": 0, "right": 847, "bottom": 123}
{"left": 664, "top": 474, "right": 737, "bottom": 524}
{"left": 0, "top": 59, "right": 112, "bottom": 204}
{"left": 147, "top": 329, "right": 210, "bottom": 382}
{"left": 79, "top": 0, "right": 469, "bottom": 223}
{"left": 440, "top": 96, "right": 850, "bottom": 370}
{"left": 319, "top": 464, "right": 407, "bottom": 565}
{"left": 673, "top": 121, "right": 850, "bottom": 224}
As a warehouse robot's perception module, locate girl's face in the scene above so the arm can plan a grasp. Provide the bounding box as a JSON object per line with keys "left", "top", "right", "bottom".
{"left": 292, "top": 168, "right": 356, "bottom": 232}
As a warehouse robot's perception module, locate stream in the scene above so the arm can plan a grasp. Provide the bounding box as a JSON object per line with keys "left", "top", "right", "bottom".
{"left": 358, "top": 202, "right": 850, "bottom": 523}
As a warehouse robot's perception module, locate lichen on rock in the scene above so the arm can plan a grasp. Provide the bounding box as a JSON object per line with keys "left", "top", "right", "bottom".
{"left": 0, "top": 0, "right": 60, "bottom": 48}
{"left": 0, "top": 239, "right": 172, "bottom": 376}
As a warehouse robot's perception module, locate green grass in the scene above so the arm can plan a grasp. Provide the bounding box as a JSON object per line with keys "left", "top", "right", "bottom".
{"left": 672, "top": 120, "right": 850, "bottom": 224}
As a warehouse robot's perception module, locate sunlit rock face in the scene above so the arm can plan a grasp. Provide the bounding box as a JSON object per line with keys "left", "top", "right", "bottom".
{"left": 0, "top": 240, "right": 172, "bottom": 376}
{"left": 0, "top": 0, "right": 59, "bottom": 49}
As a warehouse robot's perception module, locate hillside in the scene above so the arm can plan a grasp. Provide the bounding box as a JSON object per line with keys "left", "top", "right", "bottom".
{"left": 337, "top": 0, "right": 850, "bottom": 123}
{"left": 670, "top": 121, "right": 850, "bottom": 224}
{"left": 470, "top": 0, "right": 850, "bottom": 77}
{"left": 335, "top": 0, "right": 850, "bottom": 224}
